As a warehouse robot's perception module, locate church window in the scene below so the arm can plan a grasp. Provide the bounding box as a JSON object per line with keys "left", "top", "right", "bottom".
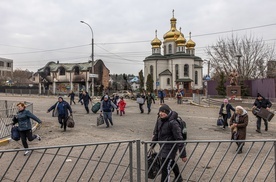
{"left": 59, "top": 67, "right": 65, "bottom": 75}
{"left": 195, "top": 71, "right": 198, "bottom": 84}
{"left": 167, "top": 78, "right": 170, "bottom": 85}
{"left": 175, "top": 64, "right": 179, "bottom": 80}
{"left": 164, "top": 45, "right": 166, "bottom": 55}
{"left": 168, "top": 44, "right": 172, "bottom": 54}
{"left": 150, "top": 65, "right": 153, "bottom": 76}
{"left": 184, "top": 64, "right": 189, "bottom": 76}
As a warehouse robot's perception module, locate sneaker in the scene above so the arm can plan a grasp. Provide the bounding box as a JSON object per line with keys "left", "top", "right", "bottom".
{"left": 24, "top": 150, "right": 31, "bottom": 156}
{"left": 36, "top": 134, "right": 41, "bottom": 141}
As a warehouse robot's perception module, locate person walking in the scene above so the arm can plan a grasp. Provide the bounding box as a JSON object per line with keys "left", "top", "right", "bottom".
{"left": 175, "top": 89, "right": 183, "bottom": 104}
{"left": 11, "top": 102, "right": 42, "bottom": 156}
{"left": 137, "top": 92, "right": 145, "bottom": 113}
{"left": 117, "top": 96, "right": 126, "bottom": 116}
{"left": 152, "top": 104, "right": 187, "bottom": 182}
{"left": 100, "top": 95, "right": 117, "bottom": 128}
{"left": 253, "top": 93, "right": 272, "bottom": 133}
{"left": 158, "top": 89, "right": 165, "bottom": 104}
{"left": 47, "top": 97, "right": 72, "bottom": 132}
{"left": 145, "top": 91, "right": 155, "bottom": 114}
{"left": 229, "top": 106, "right": 248, "bottom": 154}
{"left": 81, "top": 91, "right": 92, "bottom": 114}
{"left": 219, "top": 99, "right": 235, "bottom": 129}
{"left": 68, "top": 90, "right": 76, "bottom": 105}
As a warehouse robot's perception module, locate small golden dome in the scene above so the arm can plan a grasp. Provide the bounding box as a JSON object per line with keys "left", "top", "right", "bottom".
{"left": 151, "top": 30, "right": 162, "bottom": 48}
{"left": 186, "top": 32, "right": 196, "bottom": 48}
{"left": 176, "top": 27, "right": 186, "bottom": 46}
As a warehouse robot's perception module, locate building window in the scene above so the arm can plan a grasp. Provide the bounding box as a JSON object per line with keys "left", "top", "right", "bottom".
{"left": 168, "top": 44, "right": 172, "bottom": 54}
{"left": 59, "top": 67, "right": 65, "bottom": 75}
{"left": 184, "top": 64, "right": 189, "bottom": 77}
{"left": 74, "top": 67, "right": 80, "bottom": 75}
{"left": 175, "top": 64, "right": 179, "bottom": 80}
{"left": 7, "top": 62, "right": 11, "bottom": 67}
{"left": 45, "top": 67, "right": 50, "bottom": 76}
{"left": 195, "top": 71, "right": 198, "bottom": 84}
{"left": 150, "top": 65, "right": 153, "bottom": 76}
{"left": 0, "top": 61, "right": 4, "bottom": 67}
{"left": 163, "top": 45, "right": 166, "bottom": 55}
{"left": 167, "top": 78, "right": 170, "bottom": 85}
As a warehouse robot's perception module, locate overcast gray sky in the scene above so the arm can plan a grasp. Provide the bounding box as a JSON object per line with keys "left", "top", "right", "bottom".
{"left": 0, "top": 0, "right": 275, "bottom": 75}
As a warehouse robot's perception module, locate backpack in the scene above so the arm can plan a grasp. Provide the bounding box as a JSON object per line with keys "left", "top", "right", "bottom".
{"left": 170, "top": 117, "right": 187, "bottom": 140}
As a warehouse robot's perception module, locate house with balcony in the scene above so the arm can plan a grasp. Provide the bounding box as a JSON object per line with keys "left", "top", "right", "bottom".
{"left": 33, "top": 59, "right": 110, "bottom": 95}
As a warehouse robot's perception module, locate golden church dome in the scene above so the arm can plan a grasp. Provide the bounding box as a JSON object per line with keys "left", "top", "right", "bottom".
{"left": 151, "top": 30, "right": 162, "bottom": 48}
{"left": 163, "top": 10, "right": 183, "bottom": 42}
{"left": 186, "top": 32, "right": 196, "bottom": 48}
{"left": 176, "top": 27, "right": 186, "bottom": 46}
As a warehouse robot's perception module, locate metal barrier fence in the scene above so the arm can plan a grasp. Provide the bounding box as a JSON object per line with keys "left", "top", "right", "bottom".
{"left": 0, "top": 100, "right": 33, "bottom": 139}
{"left": 0, "top": 140, "right": 275, "bottom": 181}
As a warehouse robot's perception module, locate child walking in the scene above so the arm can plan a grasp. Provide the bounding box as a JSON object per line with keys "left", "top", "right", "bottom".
{"left": 117, "top": 97, "right": 126, "bottom": 116}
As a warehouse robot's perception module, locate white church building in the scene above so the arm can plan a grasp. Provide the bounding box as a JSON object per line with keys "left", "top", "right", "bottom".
{"left": 144, "top": 11, "right": 204, "bottom": 96}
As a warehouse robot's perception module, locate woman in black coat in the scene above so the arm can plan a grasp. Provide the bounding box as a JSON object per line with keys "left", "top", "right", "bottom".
{"left": 219, "top": 99, "right": 235, "bottom": 129}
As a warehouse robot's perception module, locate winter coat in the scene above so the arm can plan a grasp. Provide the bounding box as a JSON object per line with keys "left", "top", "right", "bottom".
{"left": 100, "top": 99, "right": 117, "bottom": 112}
{"left": 82, "top": 93, "right": 91, "bottom": 105}
{"left": 145, "top": 93, "right": 155, "bottom": 104}
{"left": 253, "top": 95, "right": 272, "bottom": 109}
{"left": 68, "top": 92, "right": 75, "bottom": 100}
{"left": 48, "top": 100, "right": 72, "bottom": 117}
{"left": 219, "top": 103, "right": 235, "bottom": 119}
{"left": 229, "top": 109, "right": 248, "bottom": 140}
{"left": 118, "top": 100, "right": 126, "bottom": 111}
{"left": 152, "top": 111, "right": 186, "bottom": 159}
{"left": 13, "top": 109, "right": 42, "bottom": 131}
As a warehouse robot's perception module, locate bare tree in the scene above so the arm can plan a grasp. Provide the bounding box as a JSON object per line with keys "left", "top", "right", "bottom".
{"left": 206, "top": 34, "right": 275, "bottom": 80}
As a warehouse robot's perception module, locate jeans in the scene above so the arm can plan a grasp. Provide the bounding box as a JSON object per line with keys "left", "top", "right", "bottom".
{"left": 177, "top": 98, "right": 182, "bottom": 104}
{"left": 19, "top": 129, "right": 37, "bottom": 148}
{"left": 103, "top": 112, "right": 113, "bottom": 127}
{"left": 70, "top": 99, "right": 76, "bottom": 105}
{"left": 139, "top": 104, "right": 144, "bottom": 113}
{"left": 147, "top": 103, "right": 152, "bottom": 113}
{"left": 160, "top": 98, "right": 165, "bottom": 104}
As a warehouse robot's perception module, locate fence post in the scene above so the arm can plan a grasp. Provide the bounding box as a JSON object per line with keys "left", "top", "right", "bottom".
{"left": 136, "top": 140, "right": 141, "bottom": 182}
{"left": 275, "top": 141, "right": 276, "bottom": 180}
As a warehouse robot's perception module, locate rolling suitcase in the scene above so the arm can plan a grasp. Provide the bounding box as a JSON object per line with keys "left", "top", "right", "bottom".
{"left": 92, "top": 102, "right": 101, "bottom": 113}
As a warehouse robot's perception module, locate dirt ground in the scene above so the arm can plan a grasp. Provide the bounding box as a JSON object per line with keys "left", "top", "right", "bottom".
{"left": 1, "top": 94, "right": 276, "bottom": 150}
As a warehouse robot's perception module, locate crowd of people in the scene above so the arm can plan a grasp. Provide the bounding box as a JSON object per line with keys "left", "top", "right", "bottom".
{"left": 6, "top": 89, "right": 273, "bottom": 181}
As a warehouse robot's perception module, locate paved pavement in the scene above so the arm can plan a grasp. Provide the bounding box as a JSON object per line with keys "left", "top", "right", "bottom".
{"left": 1, "top": 94, "right": 276, "bottom": 150}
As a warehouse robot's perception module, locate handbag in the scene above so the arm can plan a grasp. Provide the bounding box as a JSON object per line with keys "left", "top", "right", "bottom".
{"left": 147, "top": 148, "right": 161, "bottom": 179}
{"left": 11, "top": 126, "right": 20, "bottom": 141}
{"left": 97, "top": 114, "right": 104, "bottom": 126}
{"left": 67, "top": 116, "right": 75, "bottom": 128}
{"left": 217, "top": 116, "right": 224, "bottom": 126}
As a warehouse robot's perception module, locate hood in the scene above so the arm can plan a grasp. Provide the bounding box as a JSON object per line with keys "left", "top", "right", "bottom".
{"left": 161, "top": 111, "right": 178, "bottom": 122}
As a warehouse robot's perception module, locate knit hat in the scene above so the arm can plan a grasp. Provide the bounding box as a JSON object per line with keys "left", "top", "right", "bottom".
{"left": 104, "top": 95, "right": 109, "bottom": 99}
{"left": 159, "top": 104, "right": 171, "bottom": 115}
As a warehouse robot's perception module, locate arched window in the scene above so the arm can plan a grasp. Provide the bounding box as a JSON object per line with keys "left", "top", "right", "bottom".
{"left": 59, "top": 67, "right": 65, "bottom": 75}
{"left": 45, "top": 67, "right": 50, "bottom": 76}
{"left": 168, "top": 44, "right": 172, "bottom": 54}
{"left": 163, "top": 45, "right": 166, "bottom": 55}
{"left": 74, "top": 67, "right": 80, "bottom": 75}
{"left": 0, "top": 61, "right": 4, "bottom": 67}
{"left": 184, "top": 64, "right": 189, "bottom": 77}
{"left": 167, "top": 78, "right": 170, "bottom": 85}
{"left": 175, "top": 64, "right": 179, "bottom": 80}
{"left": 150, "top": 65, "right": 153, "bottom": 76}
{"left": 195, "top": 71, "right": 198, "bottom": 84}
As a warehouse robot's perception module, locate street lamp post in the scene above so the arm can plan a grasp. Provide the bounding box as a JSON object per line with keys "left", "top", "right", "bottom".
{"left": 80, "top": 20, "right": 94, "bottom": 98}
